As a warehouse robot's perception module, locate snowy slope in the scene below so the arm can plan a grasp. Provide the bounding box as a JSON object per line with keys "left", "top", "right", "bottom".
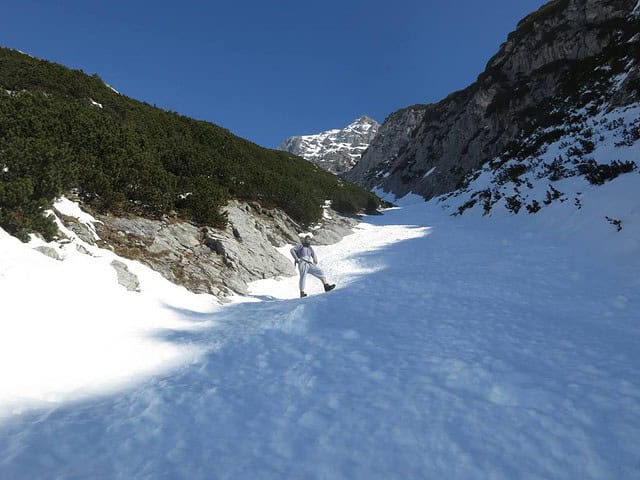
{"left": 0, "top": 200, "right": 215, "bottom": 419}
{"left": 430, "top": 102, "right": 640, "bottom": 260}
{"left": 278, "top": 115, "right": 379, "bottom": 174}
{"left": 1, "top": 181, "right": 639, "bottom": 478}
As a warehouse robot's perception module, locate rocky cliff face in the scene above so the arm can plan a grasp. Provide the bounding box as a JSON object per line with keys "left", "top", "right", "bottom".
{"left": 56, "top": 199, "right": 358, "bottom": 298}
{"left": 278, "top": 116, "right": 379, "bottom": 175}
{"left": 346, "top": 0, "right": 640, "bottom": 200}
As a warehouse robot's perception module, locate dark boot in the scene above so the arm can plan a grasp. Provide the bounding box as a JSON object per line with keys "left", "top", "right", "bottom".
{"left": 300, "top": 291, "right": 308, "bottom": 298}
{"left": 324, "top": 283, "right": 336, "bottom": 292}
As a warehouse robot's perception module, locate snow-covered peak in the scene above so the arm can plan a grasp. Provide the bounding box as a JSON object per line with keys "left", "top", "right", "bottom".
{"left": 278, "top": 115, "right": 380, "bottom": 175}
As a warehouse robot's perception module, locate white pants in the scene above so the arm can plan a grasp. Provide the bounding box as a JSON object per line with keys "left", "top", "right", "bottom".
{"left": 298, "top": 261, "right": 325, "bottom": 291}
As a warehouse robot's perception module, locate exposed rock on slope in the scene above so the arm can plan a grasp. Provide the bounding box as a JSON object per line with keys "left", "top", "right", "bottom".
{"left": 55, "top": 200, "right": 358, "bottom": 297}
{"left": 346, "top": 0, "right": 640, "bottom": 200}
{"left": 278, "top": 116, "right": 379, "bottom": 174}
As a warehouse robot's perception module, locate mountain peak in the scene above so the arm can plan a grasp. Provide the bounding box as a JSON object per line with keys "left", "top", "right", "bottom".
{"left": 278, "top": 116, "right": 380, "bottom": 175}
{"left": 354, "top": 114, "right": 376, "bottom": 124}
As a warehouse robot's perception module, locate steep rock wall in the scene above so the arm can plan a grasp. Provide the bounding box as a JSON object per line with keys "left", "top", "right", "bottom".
{"left": 346, "top": 0, "right": 639, "bottom": 200}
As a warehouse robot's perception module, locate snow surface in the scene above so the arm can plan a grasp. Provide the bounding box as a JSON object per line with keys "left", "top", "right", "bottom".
{"left": 103, "top": 82, "right": 120, "bottom": 94}
{"left": 0, "top": 203, "right": 214, "bottom": 420}
{"left": 15, "top": 49, "right": 35, "bottom": 59}
{"left": 1, "top": 183, "right": 639, "bottom": 478}
{"left": 53, "top": 197, "right": 102, "bottom": 240}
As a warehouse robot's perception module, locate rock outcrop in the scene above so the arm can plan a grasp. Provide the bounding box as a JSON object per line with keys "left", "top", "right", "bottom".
{"left": 57, "top": 200, "right": 358, "bottom": 297}
{"left": 110, "top": 260, "right": 141, "bottom": 292}
{"left": 345, "top": 0, "right": 640, "bottom": 200}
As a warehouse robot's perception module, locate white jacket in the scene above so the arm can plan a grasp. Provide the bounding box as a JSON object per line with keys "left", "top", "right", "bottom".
{"left": 290, "top": 244, "right": 317, "bottom": 264}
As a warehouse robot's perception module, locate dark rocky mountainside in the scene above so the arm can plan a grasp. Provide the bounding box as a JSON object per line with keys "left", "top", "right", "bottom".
{"left": 346, "top": 0, "right": 640, "bottom": 202}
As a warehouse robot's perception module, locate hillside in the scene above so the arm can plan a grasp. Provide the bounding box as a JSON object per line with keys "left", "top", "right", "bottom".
{"left": 0, "top": 47, "right": 379, "bottom": 241}
{"left": 346, "top": 0, "right": 640, "bottom": 216}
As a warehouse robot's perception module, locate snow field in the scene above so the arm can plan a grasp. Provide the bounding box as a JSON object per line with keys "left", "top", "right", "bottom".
{"left": 0, "top": 179, "right": 639, "bottom": 478}
{"left": 0, "top": 201, "right": 216, "bottom": 419}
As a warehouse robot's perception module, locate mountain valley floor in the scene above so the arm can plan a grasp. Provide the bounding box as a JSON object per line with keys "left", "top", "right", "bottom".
{"left": 0, "top": 177, "right": 639, "bottom": 479}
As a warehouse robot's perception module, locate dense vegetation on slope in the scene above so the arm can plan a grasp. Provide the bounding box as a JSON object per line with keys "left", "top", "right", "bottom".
{"left": 0, "top": 47, "right": 379, "bottom": 240}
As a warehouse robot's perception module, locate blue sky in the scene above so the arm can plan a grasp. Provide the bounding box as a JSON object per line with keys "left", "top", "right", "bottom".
{"left": 2, "top": 0, "right": 548, "bottom": 148}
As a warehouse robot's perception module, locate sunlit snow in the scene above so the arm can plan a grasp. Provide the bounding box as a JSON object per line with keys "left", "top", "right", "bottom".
{"left": 1, "top": 177, "right": 638, "bottom": 478}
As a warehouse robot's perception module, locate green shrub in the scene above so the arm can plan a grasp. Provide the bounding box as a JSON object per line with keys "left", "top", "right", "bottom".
{"left": 505, "top": 195, "right": 522, "bottom": 214}
{"left": 0, "top": 47, "right": 380, "bottom": 239}
{"left": 578, "top": 160, "right": 636, "bottom": 185}
{"left": 526, "top": 200, "right": 541, "bottom": 213}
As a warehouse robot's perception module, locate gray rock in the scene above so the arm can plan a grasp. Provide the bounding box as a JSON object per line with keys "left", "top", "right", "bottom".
{"left": 310, "top": 211, "right": 359, "bottom": 245}
{"left": 78, "top": 199, "right": 358, "bottom": 298}
{"left": 52, "top": 211, "right": 97, "bottom": 245}
{"left": 345, "top": 107, "right": 426, "bottom": 188}
{"left": 204, "top": 235, "right": 227, "bottom": 256}
{"left": 278, "top": 116, "right": 379, "bottom": 175}
{"left": 34, "top": 246, "right": 63, "bottom": 261}
{"left": 75, "top": 244, "right": 92, "bottom": 256}
{"left": 345, "top": 0, "right": 639, "bottom": 200}
{"left": 110, "top": 260, "right": 141, "bottom": 292}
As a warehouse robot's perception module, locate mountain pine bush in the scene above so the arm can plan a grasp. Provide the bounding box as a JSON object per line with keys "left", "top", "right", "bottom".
{"left": 0, "top": 47, "right": 379, "bottom": 240}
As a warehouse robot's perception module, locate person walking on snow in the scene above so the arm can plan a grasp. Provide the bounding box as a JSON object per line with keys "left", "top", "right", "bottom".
{"left": 290, "top": 235, "right": 335, "bottom": 298}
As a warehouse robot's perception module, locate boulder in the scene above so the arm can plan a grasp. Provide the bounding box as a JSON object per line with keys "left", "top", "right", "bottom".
{"left": 110, "top": 260, "right": 141, "bottom": 292}
{"left": 34, "top": 246, "right": 63, "bottom": 261}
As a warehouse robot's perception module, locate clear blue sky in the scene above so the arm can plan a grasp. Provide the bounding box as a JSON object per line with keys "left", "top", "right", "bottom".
{"left": 2, "top": 0, "right": 548, "bottom": 148}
